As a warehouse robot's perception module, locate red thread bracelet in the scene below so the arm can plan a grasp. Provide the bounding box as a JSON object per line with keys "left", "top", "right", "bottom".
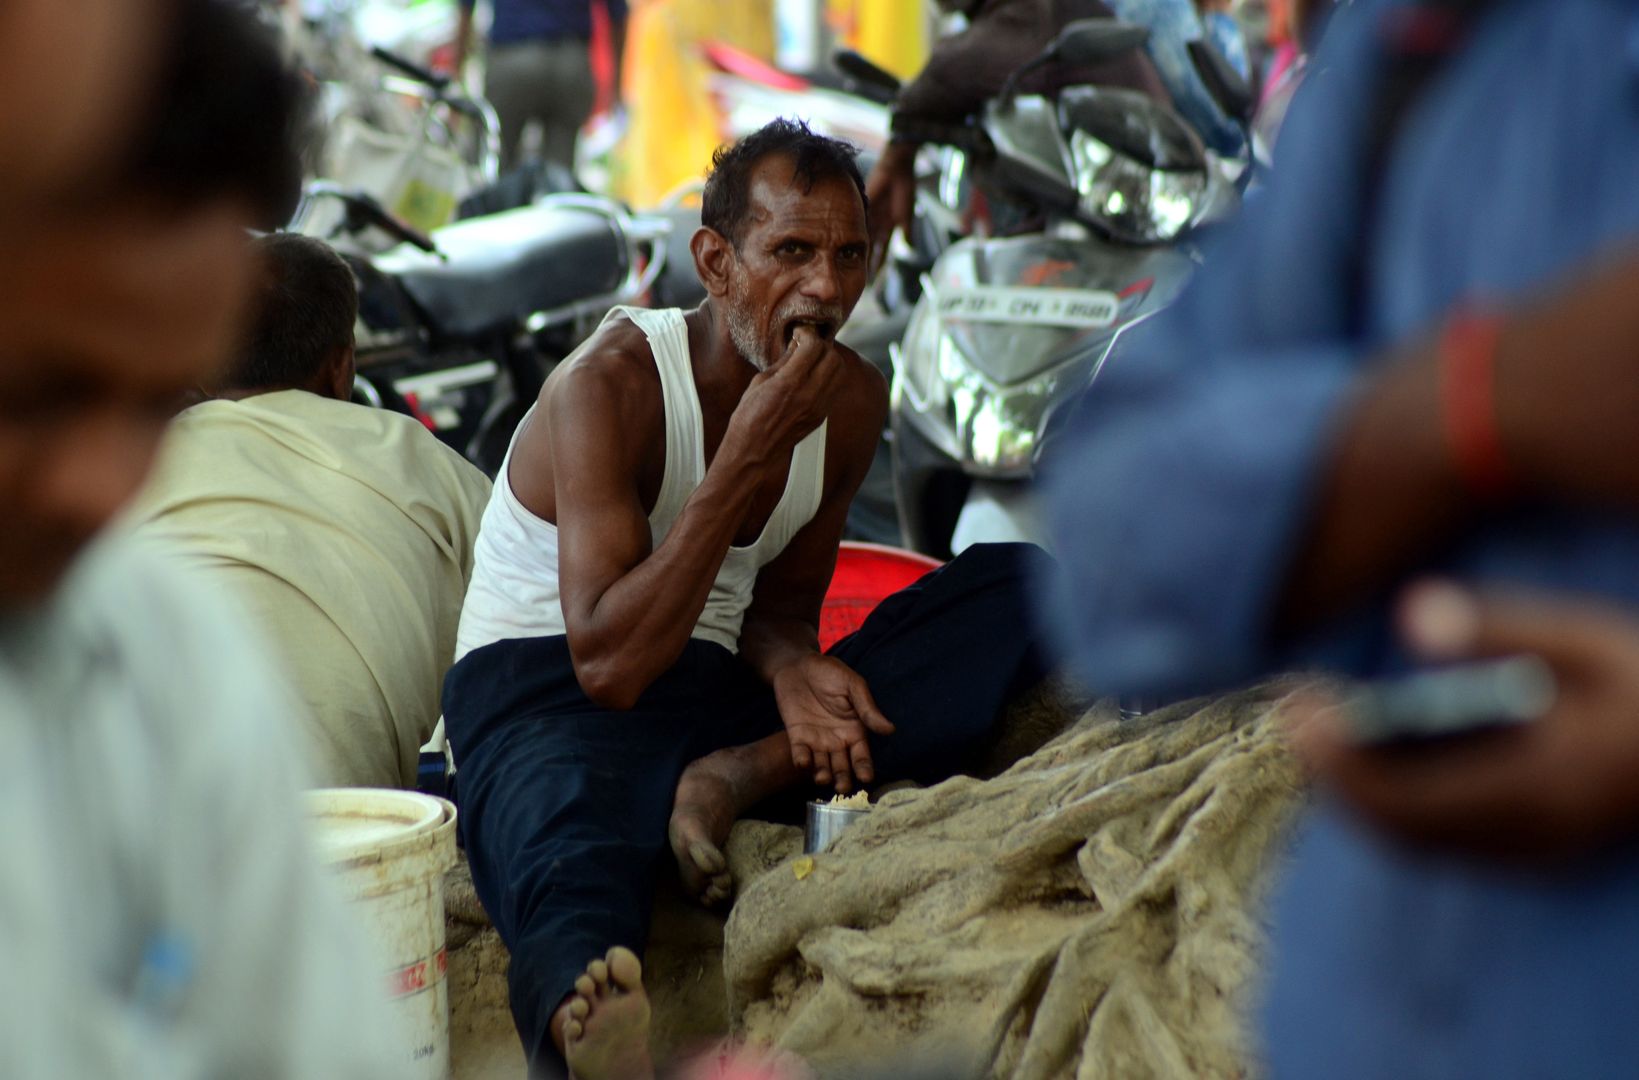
{"left": 1438, "top": 308, "right": 1514, "bottom": 501}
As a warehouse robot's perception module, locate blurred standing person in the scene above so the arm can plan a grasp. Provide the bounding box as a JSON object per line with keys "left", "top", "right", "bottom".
{"left": 454, "top": 0, "right": 626, "bottom": 171}
{"left": 1042, "top": 0, "right": 1639, "bottom": 1074}
{"left": 0, "top": 0, "right": 396, "bottom": 1074}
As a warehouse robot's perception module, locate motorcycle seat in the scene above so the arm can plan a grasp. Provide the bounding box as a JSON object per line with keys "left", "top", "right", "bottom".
{"left": 375, "top": 201, "right": 630, "bottom": 339}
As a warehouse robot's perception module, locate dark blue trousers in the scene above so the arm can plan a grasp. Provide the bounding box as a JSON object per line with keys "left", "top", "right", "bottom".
{"left": 442, "top": 543, "right": 1049, "bottom": 1074}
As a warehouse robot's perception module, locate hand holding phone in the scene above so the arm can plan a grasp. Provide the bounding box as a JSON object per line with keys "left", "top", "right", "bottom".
{"left": 1286, "top": 582, "right": 1639, "bottom": 860}
{"left": 1341, "top": 656, "right": 1556, "bottom": 746}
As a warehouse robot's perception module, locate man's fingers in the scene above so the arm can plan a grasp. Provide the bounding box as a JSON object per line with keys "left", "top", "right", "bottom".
{"left": 1400, "top": 580, "right": 1639, "bottom": 674}
{"left": 848, "top": 679, "right": 895, "bottom": 735}
{"left": 770, "top": 324, "right": 828, "bottom": 378}
{"left": 848, "top": 737, "right": 875, "bottom": 785}
{"left": 791, "top": 741, "right": 813, "bottom": 770}
{"left": 829, "top": 749, "right": 853, "bottom": 793}
{"left": 1295, "top": 697, "right": 1551, "bottom": 852}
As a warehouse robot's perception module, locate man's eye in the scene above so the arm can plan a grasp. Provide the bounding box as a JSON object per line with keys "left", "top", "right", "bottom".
{"left": 778, "top": 242, "right": 809, "bottom": 257}
{"left": 840, "top": 247, "right": 867, "bottom": 264}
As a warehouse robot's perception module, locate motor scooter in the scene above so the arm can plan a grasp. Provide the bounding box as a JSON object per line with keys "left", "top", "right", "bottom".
{"left": 880, "top": 20, "right": 1254, "bottom": 557}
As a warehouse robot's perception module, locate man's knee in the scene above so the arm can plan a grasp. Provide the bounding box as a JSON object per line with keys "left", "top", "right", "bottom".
{"left": 946, "top": 541, "right": 1055, "bottom": 587}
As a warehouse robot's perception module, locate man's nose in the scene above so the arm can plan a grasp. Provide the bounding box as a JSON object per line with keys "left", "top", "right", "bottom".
{"left": 801, "top": 256, "right": 842, "bottom": 303}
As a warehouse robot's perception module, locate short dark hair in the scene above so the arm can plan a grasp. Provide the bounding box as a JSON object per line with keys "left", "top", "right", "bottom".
{"left": 119, "top": 0, "right": 306, "bottom": 229}
{"left": 225, "top": 234, "right": 358, "bottom": 391}
{"left": 701, "top": 118, "right": 867, "bottom": 248}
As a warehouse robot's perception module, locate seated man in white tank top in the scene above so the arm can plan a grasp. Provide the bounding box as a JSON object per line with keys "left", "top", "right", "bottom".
{"left": 443, "top": 118, "right": 1050, "bottom": 1080}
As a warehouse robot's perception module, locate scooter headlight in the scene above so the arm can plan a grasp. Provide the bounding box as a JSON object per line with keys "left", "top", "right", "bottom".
{"left": 1070, "top": 131, "right": 1207, "bottom": 244}
{"left": 891, "top": 298, "right": 1058, "bottom": 475}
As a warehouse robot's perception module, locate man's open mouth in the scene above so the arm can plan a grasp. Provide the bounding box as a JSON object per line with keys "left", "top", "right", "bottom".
{"left": 782, "top": 317, "right": 838, "bottom": 347}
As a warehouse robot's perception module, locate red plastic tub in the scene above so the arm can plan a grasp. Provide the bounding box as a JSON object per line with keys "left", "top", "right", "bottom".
{"left": 819, "top": 542, "right": 944, "bottom": 650}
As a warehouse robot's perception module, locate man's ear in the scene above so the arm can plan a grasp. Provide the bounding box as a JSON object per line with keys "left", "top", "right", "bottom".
{"left": 326, "top": 342, "right": 357, "bottom": 402}
{"left": 691, "top": 226, "right": 736, "bottom": 299}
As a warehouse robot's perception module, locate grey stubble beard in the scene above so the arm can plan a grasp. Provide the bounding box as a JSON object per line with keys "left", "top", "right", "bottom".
{"left": 723, "top": 258, "right": 772, "bottom": 372}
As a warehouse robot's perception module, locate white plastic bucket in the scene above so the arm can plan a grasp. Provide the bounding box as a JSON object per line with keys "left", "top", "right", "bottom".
{"left": 306, "top": 789, "right": 459, "bottom": 1080}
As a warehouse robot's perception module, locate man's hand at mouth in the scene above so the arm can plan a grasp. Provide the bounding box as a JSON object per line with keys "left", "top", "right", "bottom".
{"left": 772, "top": 653, "right": 895, "bottom": 793}
{"left": 722, "top": 325, "right": 847, "bottom": 469}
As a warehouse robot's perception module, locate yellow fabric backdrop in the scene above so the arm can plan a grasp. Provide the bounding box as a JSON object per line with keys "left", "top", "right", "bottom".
{"left": 829, "top": 0, "right": 929, "bottom": 82}
{"left": 615, "top": 0, "right": 928, "bottom": 207}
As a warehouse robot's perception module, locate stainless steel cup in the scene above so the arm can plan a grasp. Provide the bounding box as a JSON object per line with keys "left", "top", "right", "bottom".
{"left": 804, "top": 800, "right": 871, "bottom": 854}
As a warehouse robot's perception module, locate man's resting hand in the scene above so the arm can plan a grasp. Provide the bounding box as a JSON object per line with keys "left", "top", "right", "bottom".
{"left": 1287, "top": 582, "right": 1639, "bottom": 863}
{"left": 773, "top": 653, "right": 895, "bottom": 794}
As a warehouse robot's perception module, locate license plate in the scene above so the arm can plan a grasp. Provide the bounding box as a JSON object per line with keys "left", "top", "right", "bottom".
{"left": 936, "top": 286, "right": 1119, "bottom": 328}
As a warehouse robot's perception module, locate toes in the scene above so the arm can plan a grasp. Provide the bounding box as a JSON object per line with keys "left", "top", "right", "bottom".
{"left": 688, "top": 841, "right": 726, "bottom": 875}
{"left": 587, "top": 958, "right": 610, "bottom": 993}
{"left": 700, "top": 870, "right": 734, "bottom": 907}
{"left": 568, "top": 997, "right": 590, "bottom": 1022}
{"left": 574, "top": 974, "right": 596, "bottom": 999}
{"left": 563, "top": 1017, "right": 583, "bottom": 1043}
{"left": 606, "top": 946, "right": 643, "bottom": 992}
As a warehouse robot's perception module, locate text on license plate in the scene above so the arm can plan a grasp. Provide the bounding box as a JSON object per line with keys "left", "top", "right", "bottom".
{"left": 936, "top": 287, "right": 1120, "bottom": 328}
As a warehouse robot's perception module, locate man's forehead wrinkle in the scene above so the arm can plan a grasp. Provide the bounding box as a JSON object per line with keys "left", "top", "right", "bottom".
{"left": 745, "top": 187, "right": 867, "bottom": 245}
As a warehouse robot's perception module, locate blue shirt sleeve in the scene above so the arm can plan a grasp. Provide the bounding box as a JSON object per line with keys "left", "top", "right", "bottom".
{"left": 1040, "top": 4, "right": 1392, "bottom": 699}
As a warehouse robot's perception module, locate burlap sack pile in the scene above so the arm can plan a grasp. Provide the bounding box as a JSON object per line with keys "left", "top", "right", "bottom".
{"left": 722, "top": 686, "right": 1306, "bottom": 1079}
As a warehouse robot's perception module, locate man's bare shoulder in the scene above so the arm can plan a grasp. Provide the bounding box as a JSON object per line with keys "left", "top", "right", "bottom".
{"left": 829, "top": 343, "right": 890, "bottom": 425}
{"left": 542, "top": 312, "right": 662, "bottom": 420}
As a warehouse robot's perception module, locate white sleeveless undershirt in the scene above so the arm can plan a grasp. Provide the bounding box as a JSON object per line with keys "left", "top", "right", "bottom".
{"left": 453, "top": 306, "right": 829, "bottom": 662}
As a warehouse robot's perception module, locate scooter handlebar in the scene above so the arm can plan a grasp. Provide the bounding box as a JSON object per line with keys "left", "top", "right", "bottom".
{"left": 832, "top": 49, "right": 901, "bottom": 106}
{"left": 370, "top": 45, "right": 451, "bottom": 93}
{"left": 307, "top": 182, "right": 441, "bottom": 255}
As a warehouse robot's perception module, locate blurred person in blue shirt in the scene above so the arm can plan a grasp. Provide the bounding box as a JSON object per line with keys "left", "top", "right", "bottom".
{"left": 454, "top": 0, "right": 625, "bottom": 170}
{"left": 1042, "top": 0, "right": 1639, "bottom": 1073}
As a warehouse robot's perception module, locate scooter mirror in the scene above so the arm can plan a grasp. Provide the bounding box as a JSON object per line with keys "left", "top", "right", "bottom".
{"left": 1049, "top": 18, "right": 1152, "bottom": 68}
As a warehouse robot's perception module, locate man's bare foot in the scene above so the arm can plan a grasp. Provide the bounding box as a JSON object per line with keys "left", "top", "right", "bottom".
{"left": 670, "top": 734, "right": 802, "bottom": 907}
{"left": 668, "top": 752, "right": 740, "bottom": 906}
{"left": 562, "top": 947, "right": 654, "bottom": 1080}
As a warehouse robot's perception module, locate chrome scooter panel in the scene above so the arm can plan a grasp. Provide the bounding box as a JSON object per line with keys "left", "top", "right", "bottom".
{"left": 983, "top": 95, "right": 1076, "bottom": 198}
{"left": 924, "top": 231, "right": 1195, "bottom": 385}
{"left": 892, "top": 230, "right": 1196, "bottom": 479}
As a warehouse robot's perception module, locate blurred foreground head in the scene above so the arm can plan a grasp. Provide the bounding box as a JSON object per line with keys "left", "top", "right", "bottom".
{"left": 0, "top": 0, "right": 303, "bottom": 607}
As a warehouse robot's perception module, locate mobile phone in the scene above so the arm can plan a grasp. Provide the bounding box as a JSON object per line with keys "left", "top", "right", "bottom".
{"left": 1340, "top": 656, "right": 1556, "bottom": 746}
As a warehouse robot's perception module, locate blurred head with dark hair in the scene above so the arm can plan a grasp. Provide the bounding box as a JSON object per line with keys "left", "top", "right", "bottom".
{"left": 222, "top": 234, "right": 359, "bottom": 400}
{"left": 118, "top": 0, "right": 305, "bottom": 228}
{"left": 0, "top": 0, "right": 308, "bottom": 606}
{"left": 692, "top": 118, "right": 870, "bottom": 371}
{"left": 0, "top": 0, "right": 161, "bottom": 218}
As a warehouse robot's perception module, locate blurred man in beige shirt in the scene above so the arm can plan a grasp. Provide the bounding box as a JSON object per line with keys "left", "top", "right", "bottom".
{"left": 132, "top": 234, "right": 491, "bottom": 788}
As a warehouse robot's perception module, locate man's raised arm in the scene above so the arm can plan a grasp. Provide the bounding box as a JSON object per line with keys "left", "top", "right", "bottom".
{"left": 552, "top": 327, "right": 843, "bottom": 709}
{"left": 737, "top": 355, "right": 893, "bottom": 792}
